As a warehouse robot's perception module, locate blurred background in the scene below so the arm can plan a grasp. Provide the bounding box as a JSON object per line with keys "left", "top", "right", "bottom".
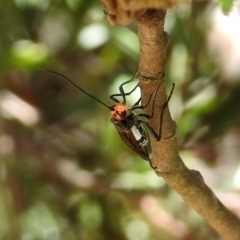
{"left": 1, "top": 0, "right": 240, "bottom": 239}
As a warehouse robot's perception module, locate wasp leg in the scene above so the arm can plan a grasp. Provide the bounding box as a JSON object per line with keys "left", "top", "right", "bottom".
{"left": 137, "top": 83, "right": 175, "bottom": 141}
{"left": 130, "top": 78, "right": 162, "bottom": 109}
{"left": 110, "top": 82, "right": 139, "bottom": 103}
{"left": 131, "top": 81, "right": 162, "bottom": 111}
{"left": 148, "top": 157, "right": 157, "bottom": 170}
{"left": 110, "top": 69, "right": 139, "bottom": 103}
{"left": 132, "top": 97, "right": 141, "bottom": 107}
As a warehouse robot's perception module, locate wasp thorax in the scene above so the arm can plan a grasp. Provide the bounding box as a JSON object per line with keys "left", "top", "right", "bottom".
{"left": 111, "top": 103, "right": 131, "bottom": 120}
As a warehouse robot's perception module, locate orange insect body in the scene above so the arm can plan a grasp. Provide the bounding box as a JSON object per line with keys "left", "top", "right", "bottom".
{"left": 110, "top": 102, "right": 131, "bottom": 121}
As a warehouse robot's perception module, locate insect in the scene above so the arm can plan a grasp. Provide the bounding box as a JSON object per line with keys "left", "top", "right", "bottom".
{"left": 42, "top": 68, "right": 174, "bottom": 168}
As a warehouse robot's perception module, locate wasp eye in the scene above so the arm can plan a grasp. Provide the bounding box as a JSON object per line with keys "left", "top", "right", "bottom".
{"left": 121, "top": 110, "right": 126, "bottom": 117}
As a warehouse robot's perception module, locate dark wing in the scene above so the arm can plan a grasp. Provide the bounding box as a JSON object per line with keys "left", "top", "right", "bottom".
{"left": 114, "top": 125, "right": 150, "bottom": 161}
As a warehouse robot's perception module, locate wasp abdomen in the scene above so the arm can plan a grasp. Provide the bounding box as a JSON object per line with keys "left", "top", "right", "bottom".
{"left": 131, "top": 125, "right": 147, "bottom": 146}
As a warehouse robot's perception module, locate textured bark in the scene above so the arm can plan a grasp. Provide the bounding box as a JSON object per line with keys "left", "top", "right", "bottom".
{"left": 136, "top": 9, "right": 240, "bottom": 240}
{"left": 101, "top": 0, "right": 186, "bottom": 25}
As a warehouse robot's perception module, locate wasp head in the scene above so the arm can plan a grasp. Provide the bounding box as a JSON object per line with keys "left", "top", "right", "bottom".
{"left": 111, "top": 103, "right": 131, "bottom": 121}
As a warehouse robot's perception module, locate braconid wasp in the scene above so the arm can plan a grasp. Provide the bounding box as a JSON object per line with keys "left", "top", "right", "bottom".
{"left": 42, "top": 69, "right": 174, "bottom": 169}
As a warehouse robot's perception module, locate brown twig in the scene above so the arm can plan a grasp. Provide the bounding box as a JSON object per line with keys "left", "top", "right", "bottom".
{"left": 102, "top": 1, "right": 240, "bottom": 239}
{"left": 136, "top": 9, "right": 240, "bottom": 240}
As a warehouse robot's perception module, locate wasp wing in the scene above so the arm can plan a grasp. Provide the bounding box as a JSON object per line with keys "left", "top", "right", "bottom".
{"left": 113, "top": 125, "right": 150, "bottom": 161}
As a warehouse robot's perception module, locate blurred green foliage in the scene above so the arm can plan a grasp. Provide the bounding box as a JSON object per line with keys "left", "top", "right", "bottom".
{"left": 217, "top": 0, "right": 234, "bottom": 12}
{"left": 0, "top": 0, "right": 240, "bottom": 240}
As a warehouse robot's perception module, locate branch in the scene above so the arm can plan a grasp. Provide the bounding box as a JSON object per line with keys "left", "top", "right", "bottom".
{"left": 101, "top": 1, "right": 240, "bottom": 239}
{"left": 136, "top": 9, "right": 240, "bottom": 240}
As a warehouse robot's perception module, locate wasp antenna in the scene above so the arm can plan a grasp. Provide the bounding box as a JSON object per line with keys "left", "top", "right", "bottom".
{"left": 40, "top": 68, "right": 112, "bottom": 110}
